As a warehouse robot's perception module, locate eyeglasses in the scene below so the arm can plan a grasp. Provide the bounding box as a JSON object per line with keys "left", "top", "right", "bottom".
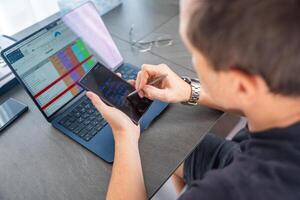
{"left": 129, "top": 24, "right": 173, "bottom": 52}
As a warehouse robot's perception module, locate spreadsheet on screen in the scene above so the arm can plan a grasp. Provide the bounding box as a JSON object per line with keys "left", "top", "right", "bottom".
{"left": 3, "top": 20, "right": 96, "bottom": 116}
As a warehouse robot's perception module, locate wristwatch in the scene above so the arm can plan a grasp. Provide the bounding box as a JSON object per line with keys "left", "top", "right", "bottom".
{"left": 181, "top": 76, "right": 201, "bottom": 106}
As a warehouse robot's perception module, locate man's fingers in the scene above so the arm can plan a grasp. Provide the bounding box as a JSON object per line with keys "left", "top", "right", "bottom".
{"left": 136, "top": 71, "right": 142, "bottom": 90}
{"left": 128, "top": 79, "right": 136, "bottom": 87}
{"left": 143, "top": 85, "right": 166, "bottom": 100}
{"left": 128, "top": 79, "right": 144, "bottom": 97}
{"left": 139, "top": 70, "right": 149, "bottom": 90}
{"left": 138, "top": 90, "right": 145, "bottom": 98}
{"left": 141, "top": 64, "right": 165, "bottom": 76}
{"left": 137, "top": 64, "right": 169, "bottom": 90}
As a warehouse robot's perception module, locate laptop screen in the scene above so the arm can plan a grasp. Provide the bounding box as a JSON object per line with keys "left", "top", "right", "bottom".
{"left": 2, "top": 3, "right": 124, "bottom": 118}
{"left": 2, "top": 20, "right": 97, "bottom": 117}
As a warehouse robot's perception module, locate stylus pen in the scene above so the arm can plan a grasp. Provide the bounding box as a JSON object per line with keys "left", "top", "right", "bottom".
{"left": 127, "top": 74, "right": 168, "bottom": 97}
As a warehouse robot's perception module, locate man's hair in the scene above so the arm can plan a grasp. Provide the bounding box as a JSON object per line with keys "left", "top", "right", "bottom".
{"left": 187, "top": 0, "right": 300, "bottom": 96}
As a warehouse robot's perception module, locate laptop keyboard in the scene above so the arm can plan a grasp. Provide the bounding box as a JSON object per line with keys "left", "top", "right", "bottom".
{"left": 58, "top": 96, "right": 107, "bottom": 141}
{"left": 115, "top": 64, "right": 140, "bottom": 80}
{"left": 59, "top": 64, "right": 140, "bottom": 142}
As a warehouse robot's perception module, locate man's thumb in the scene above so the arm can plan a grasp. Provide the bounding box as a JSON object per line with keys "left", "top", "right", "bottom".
{"left": 86, "top": 91, "right": 107, "bottom": 112}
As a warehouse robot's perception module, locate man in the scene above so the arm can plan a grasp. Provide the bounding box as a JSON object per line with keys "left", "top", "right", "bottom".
{"left": 87, "top": 0, "right": 300, "bottom": 199}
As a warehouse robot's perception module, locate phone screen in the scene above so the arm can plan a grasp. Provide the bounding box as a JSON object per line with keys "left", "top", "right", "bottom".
{"left": 79, "top": 63, "right": 153, "bottom": 124}
{"left": 0, "top": 98, "right": 28, "bottom": 132}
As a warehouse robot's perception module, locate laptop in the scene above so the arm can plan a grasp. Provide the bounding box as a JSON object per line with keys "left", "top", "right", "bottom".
{"left": 1, "top": 3, "right": 168, "bottom": 163}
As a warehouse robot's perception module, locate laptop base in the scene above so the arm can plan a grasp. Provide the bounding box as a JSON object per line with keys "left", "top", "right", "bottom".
{"left": 53, "top": 99, "right": 168, "bottom": 163}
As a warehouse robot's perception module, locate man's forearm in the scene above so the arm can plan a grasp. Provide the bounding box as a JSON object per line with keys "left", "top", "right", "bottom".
{"left": 106, "top": 137, "right": 146, "bottom": 200}
{"left": 197, "top": 89, "right": 224, "bottom": 111}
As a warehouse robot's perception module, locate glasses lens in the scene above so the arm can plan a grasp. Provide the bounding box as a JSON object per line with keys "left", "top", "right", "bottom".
{"left": 136, "top": 42, "right": 153, "bottom": 52}
{"left": 129, "top": 42, "right": 152, "bottom": 53}
{"left": 155, "top": 35, "right": 173, "bottom": 47}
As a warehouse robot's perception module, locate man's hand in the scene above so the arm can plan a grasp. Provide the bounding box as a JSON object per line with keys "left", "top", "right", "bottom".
{"left": 131, "top": 64, "right": 192, "bottom": 103}
{"left": 86, "top": 91, "right": 140, "bottom": 143}
{"left": 86, "top": 73, "right": 146, "bottom": 200}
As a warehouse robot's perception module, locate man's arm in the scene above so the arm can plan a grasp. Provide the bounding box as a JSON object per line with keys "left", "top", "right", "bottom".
{"left": 86, "top": 92, "right": 147, "bottom": 200}
{"left": 106, "top": 135, "right": 146, "bottom": 200}
{"left": 197, "top": 89, "right": 225, "bottom": 111}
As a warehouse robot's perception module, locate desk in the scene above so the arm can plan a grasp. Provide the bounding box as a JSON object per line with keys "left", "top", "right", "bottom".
{"left": 0, "top": 1, "right": 222, "bottom": 199}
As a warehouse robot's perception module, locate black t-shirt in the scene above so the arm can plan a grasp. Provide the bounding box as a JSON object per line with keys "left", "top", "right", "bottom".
{"left": 179, "top": 121, "right": 300, "bottom": 200}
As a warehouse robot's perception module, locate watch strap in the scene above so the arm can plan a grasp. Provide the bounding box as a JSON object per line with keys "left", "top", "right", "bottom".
{"left": 181, "top": 76, "right": 201, "bottom": 105}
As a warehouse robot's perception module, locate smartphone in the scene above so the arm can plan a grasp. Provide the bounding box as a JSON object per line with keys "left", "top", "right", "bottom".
{"left": 0, "top": 98, "right": 28, "bottom": 132}
{"left": 78, "top": 62, "right": 153, "bottom": 124}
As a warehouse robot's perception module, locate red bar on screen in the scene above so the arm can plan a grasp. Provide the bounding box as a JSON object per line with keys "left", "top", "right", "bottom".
{"left": 34, "top": 55, "right": 93, "bottom": 99}
{"left": 41, "top": 82, "right": 77, "bottom": 110}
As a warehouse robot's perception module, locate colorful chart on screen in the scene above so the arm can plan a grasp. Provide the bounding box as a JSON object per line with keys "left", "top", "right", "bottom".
{"left": 23, "top": 39, "right": 96, "bottom": 116}
{"left": 3, "top": 20, "right": 97, "bottom": 117}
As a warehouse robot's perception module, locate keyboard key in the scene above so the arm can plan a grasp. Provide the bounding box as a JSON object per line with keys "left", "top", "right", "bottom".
{"left": 84, "top": 133, "right": 94, "bottom": 141}
{"left": 78, "top": 128, "right": 89, "bottom": 137}
{"left": 88, "top": 116, "right": 96, "bottom": 121}
{"left": 86, "top": 124, "right": 94, "bottom": 131}
{"left": 64, "top": 120, "right": 72, "bottom": 127}
{"left": 82, "top": 113, "right": 89, "bottom": 119}
{"left": 74, "top": 125, "right": 84, "bottom": 135}
{"left": 91, "top": 120, "right": 99, "bottom": 126}
{"left": 74, "top": 112, "right": 81, "bottom": 118}
{"left": 83, "top": 120, "right": 90, "bottom": 125}
{"left": 71, "top": 108, "right": 79, "bottom": 114}
{"left": 69, "top": 122, "right": 79, "bottom": 131}
{"left": 77, "top": 117, "right": 84, "bottom": 123}
{"left": 129, "top": 75, "right": 136, "bottom": 79}
{"left": 85, "top": 104, "right": 91, "bottom": 109}
{"left": 79, "top": 107, "right": 86, "bottom": 113}
{"left": 68, "top": 116, "right": 77, "bottom": 123}
{"left": 95, "top": 112, "right": 101, "bottom": 117}
{"left": 94, "top": 124, "right": 104, "bottom": 132}
{"left": 81, "top": 101, "right": 88, "bottom": 106}
{"left": 87, "top": 109, "right": 95, "bottom": 114}
{"left": 90, "top": 129, "right": 99, "bottom": 136}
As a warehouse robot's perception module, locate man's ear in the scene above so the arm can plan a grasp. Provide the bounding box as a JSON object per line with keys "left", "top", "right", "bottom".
{"left": 225, "top": 68, "right": 268, "bottom": 107}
